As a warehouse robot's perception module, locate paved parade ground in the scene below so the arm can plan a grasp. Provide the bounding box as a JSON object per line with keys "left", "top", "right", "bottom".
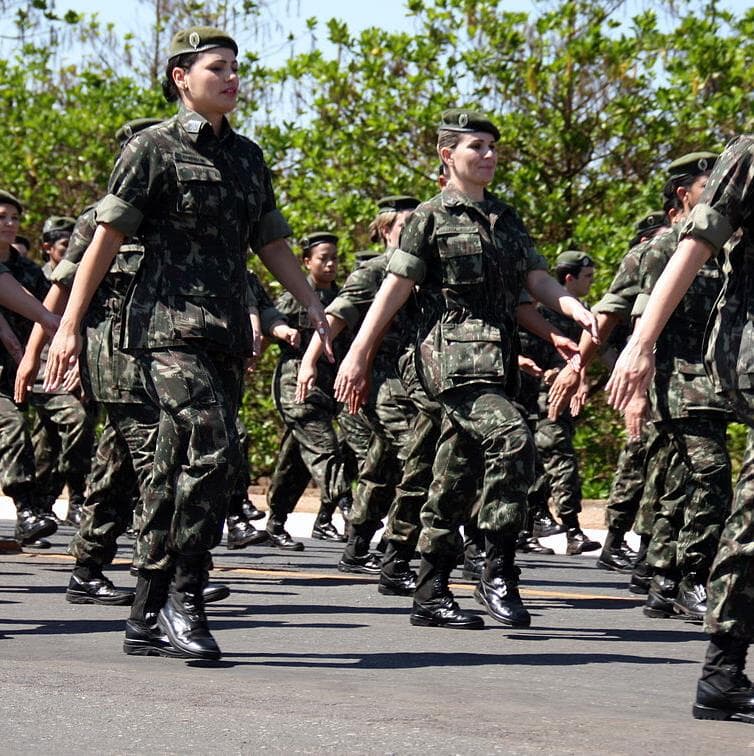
{"left": 2, "top": 502, "right": 753, "bottom": 755}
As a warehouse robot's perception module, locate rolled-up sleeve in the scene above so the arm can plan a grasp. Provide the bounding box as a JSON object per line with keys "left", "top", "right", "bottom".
{"left": 680, "top": 136, "right": 754, "bottom": 255}
{"left": 253, "top": 209, "right": 292, "bottom": 252}
{"left": 95, "top": 194, "right": 143, "bottom": 237}
{"left": 385, "top": 208, "right": 433, "bottom": 284}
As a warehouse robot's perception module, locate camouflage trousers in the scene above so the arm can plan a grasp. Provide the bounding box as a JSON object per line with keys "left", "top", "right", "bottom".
{"left": 633, "top": 425, "right": 668, "bottom": 537}
{"left": 605, "top": 427, "right": 651, "bottom": 533}
{"left": 69, "top": 401, "right": 158, "bottom": 566}
{"left": 0, "top": 389, "right": 35, "bottom": 504}
{"left": 230, "top": 416, "right": 252, "bottom": 507}
{"left": 382, "top": 349, "right": 443, "bottom": 548}
{"left": 533, "top": 414, "right": 581, "bottom": 522}
{"left": 418, "top": 384, "right": 534, "bottom": 557}
{"left": 647, "top": 417, "right": 731, "bottom": 584}
{"left": 338, "top": 406, "right": 372, "bottom": 488}
{"left": 523, "top": 414, "right": 550, "bottom": 530}
{"left": 30, "top": 392, "right": 96, "bottom": 509}
{"left": 134, "top": 348, "right": 243, "bottom": 570}
{"left": 267, "top": 362, "right": 349, "bottom": 520}
{"left": 705, "top": 426, "right": 754, "bottom": 639}
{"left": 349, "top": 357, "right": 416, "bottom": 530}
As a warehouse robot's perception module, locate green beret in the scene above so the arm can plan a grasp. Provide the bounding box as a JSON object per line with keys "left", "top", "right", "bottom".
{"left": 377, "top": 196, "right": 420, "bottom": 214}
{"left": 668, "top": 151, "right": 718, "bottom": 179}
{"left": 636, "top": 210, "right": 667, "bottom": 234}
{"left": 42, "top": 216, "right": 76, "bottom": 239}
{"left": 115, "top": 118, "right": 163, "bottom": 144}
{"left": 555, "top": 250, "right": 595, "bottom": 268}
{"left": 0, "top": 190, "right": 22, "bottom": 214}
{"left": 168, "top": 26, "right": 238, "bottom": 61}
{"left": 438, "top": 108, "right": 500, "bottom": 141}
{"left": 300, "top": 232, "right": 338, "bottom": 251}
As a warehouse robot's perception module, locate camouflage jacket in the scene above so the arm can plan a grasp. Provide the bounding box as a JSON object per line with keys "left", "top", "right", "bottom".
{"left": 676, "top": 135, "right": 754, "bottom": 421}
{"left": 633, "top": 222, "right": 731, "bottom": 420}
{"left": 53, "top": 204, "right": 149, "bottom": 403}
{"left": 0, "top": 248, "right": 49, "bottom": 389}
{"left": 96, "top": 106, "right": 291, "bottom": 356}
{"left": 327, "top": 249, "right": 417, "bottom": 363}
{"left": 386, "top": 187, "right": 547, "bottom": 397}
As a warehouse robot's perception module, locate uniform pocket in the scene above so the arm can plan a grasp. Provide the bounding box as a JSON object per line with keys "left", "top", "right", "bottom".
{"left": 440, "top": 319, "right": 507, "bottom": 382}
{"left": 175, "top": 161, "right": 222, "bottom": 218}
{"left": 436, "top": 228, "right": 484, "bottom": 285}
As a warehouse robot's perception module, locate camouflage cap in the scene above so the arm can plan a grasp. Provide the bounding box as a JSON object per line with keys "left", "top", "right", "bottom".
{"left": 42, "top": 216, "right": 76, "bottom": 238}
{"left": 668, "top": 151, "right": 718, "bottom": 179}
{"left": 115, "top": 118, "right": 163, "bottom": 144}
{"left": 377, "top": 196, "right": 420, "bottom": 214}
{"left": 167, "top": 26, "right": 238, "bottom": 61}
{"left": 438, "top": 108, "right": 500, "bottom": 141}
{"left": 635, "top": 210, "right": 667, "bottom": 234}
{"left": 300, "top": 231, "right": 338, "bottom": 251}
{"left": 555, "top": 250, "right": 594, "bottom": 268}
{"left": 0, "top": 189, "right": 22, "bottom": 214}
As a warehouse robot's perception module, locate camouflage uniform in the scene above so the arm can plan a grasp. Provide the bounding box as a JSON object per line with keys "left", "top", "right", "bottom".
{"left": 386, "top": 186, "right": 547, "bottom": 557}
{"left": 633, "top": 223, "right": 733, "bottom": 595}
{"left": 326, "top": 251, "right": 417, "bottom": 545}
{"left": 0, "top": 248, "right": 50, "bottom": 516}
{"left": 266, "top": 276, "right": 350, "bottom": 526}
{"left": 30, "top": 260, "right": 97, "bottom": 519}
{"left": 97, "top": 106, "right": 290, "bottom": 570}
{"left": 52, "top": 206, "right": 158, "bottom": 567}
{"left": 668, "top": 136, "right": 754, "bottom": 637}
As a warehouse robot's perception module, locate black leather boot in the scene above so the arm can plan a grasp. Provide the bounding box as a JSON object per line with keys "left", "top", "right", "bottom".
{"left": 266, "top": 516, "right": 304, "bottom": 551}
{"left": 597, "top": 529, "right": 634, "bottom": 572}
{"left": 516, "top": 531, "right": 554, "bottom": 555}
{"left": 67, "top": 560, "right": 134, "bottom": 605}
{"left": 65, "top": 493, "right": 84, "bottom": 528}
{"left": 694, "top": 635, "right": 754, "bottom": 722}
{"left": 226, "top": 514, "right": 269, "bottom": 550}
{"left": 157, "top": 559, "right": 221, "bottom": 660}
{"left": 410, "top": 554, "right": 484, "bottom": 629}
{"left": 240, "top": 498, "right": 265, "bottom": 521}
{"left": 312, "top": 500, "right": 345, "bottom": 542}
{"left": 565, "top": 527, "right": 601, "bottom": 555}
{"left": 531, "top": 508, "right": 565, "bottom": 538}
{"left": 643, "top": 572, "right": 679, "bottom": 618}
{"left": 338, "top": 525, "right": 381, "bottom": 574}
{"left": 475, "top": 533, "right": 531, "bottom": 628}
{"left": 673, "top": 577, "right": 707, "bottom": 622}
{"left": 124, "top": 569, "right": 184, "bottom": 657}
{"left": 379, "top": 541, "right": 417, "bottom": 596}
{"left": 14, "top": 496, "right": 57, "bottom": 545}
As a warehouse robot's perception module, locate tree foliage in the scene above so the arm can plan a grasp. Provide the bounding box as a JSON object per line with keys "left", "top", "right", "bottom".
{"left": 1, "top": 0, "right": 753, "bottom": 488}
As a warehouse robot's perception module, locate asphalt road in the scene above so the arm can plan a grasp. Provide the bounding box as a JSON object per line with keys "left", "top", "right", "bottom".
{"left": 1, "top": 519, "right": 752, "bottom": 755}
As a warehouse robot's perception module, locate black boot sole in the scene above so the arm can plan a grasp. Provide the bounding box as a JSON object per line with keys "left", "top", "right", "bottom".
{"left": 66, "top": 591, "right": 135, "bottom": 606}
{"left": 337, "top": 559, "right": 381, "bottom": 575}
{"left": 311, "top": 531, "right": 346, "bottom": 542}
{"left": 692, "top": 703, "right": 754, "bottom": 723}
{"left": 123, "top": 640, "right": 190, "bottom": 658}
{"left": 204, "top": 585, "right": 231, "bottom": 604}
{"left": 156, "top": 615, "right": 222, "bottom": 661}
{"left": 409, "top": 613, "right": 484, "bottom": 629}
{"left": 474, "top": 588, "right": 531, "bottom": 628}
{"left": 378, "top": 582, "right": 415, "bottom": 597}
{"left": 643, "top": 606, "right": 675, "bottom": 618}
{"left": 596, "top": 557, "right": 633, "bottom": 574}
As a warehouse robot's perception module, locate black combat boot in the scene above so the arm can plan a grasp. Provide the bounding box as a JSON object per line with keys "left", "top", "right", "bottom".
{"left": 673, "top": 577, "right": 707, "bottom": 622}
{"left": 157, "top": 558, "right": 222, "bottom": 660}
{"left": 240, "top": 498, "right": 265, "bottom": 521}
{"left": 475, "top": 533, "right": 531, "bottom": 628}
{"left": 67, "top": 560, "right": 134, "bottom": 606}
{"left": 629, "top": 536, "right": 653, "bottom": 593}
{"left": 266, "top": 515, "right": 304, "bottom": 551}
{"left": 410, "top": 553, "right": 484, "bottom": 629}
{"left": 311, "top": 500, "right": 345, "bottom": 542}
{"left": 694, "top": 634, "right": 754, "bottom": 722}
{"left": 643, "top": 572, "right": 679, "bottom": 618}
{"left": 597, "top": 528, "right": 634, "bottom": 573}
{"left": 65, "top": 492, "right": 85, "bottom": 528}
{"left": 226, "top": 514, "right": 269, "bottom": 550}
{"left": 379, "top": 541, "right": 417, "bottom": 596}
{"left": 338, "top": 523, "right": 381, "bottom": 574}
{"left": 14, "top": 493, "right": 57, "bottom": 547}
{"left": 516, "top": 531, "right": 555, "bottom": 555}
{"left": 124, "top": 569, "right": 185, "bottom": 657}
{"left": 531, "top": 507, "right": 565, "bottom": 538}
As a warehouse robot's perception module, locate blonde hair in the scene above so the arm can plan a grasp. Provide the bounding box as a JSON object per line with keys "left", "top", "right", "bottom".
{"left": 368, "top": 210, "right": 398, "bottom": 246}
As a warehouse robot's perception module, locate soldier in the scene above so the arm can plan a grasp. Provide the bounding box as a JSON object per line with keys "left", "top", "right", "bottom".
{"left": 527, "top": 250, "right": 601, "bottom": 555}
{"left": 607, "top": 135, "right": 754, "bottom": 723}
{"left": 43, "top": 27, "right": 331, "bottom": 661}
{"left": 28, "top": 216, "right": 96, "bottom": 528}
{"left": 333, "top": 109, "right": 597, "bottom": 629}
{"left": 265, "top": 231, "right": 350, "bottom": 549}
{"left": 0, "top": 189, "right": 60, "bottom": 549}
